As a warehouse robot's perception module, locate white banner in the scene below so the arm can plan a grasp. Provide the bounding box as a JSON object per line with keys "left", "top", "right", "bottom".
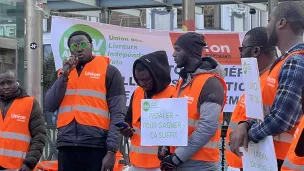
{"left": 51, "top": 16, "right": 244, "bottom": 112}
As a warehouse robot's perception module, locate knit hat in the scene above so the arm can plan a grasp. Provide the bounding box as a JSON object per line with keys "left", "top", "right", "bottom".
{"left": 174, "top": 32, "right": 207, "bottom": 59}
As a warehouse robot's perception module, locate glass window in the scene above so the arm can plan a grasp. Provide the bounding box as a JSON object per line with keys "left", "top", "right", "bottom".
{"left": 0, "top": 47, "right": 15, "bottom": 70}
{"left": 0, "top": 0, "right": 24, "bottom": 84}
{"left": 44, "top": 44, "right": 52, "bottom": 58}
{"left": 0, "top": 1, "right": 17, "bottom": 38}
{"left": 204, "top": 5, "right": 215, "bottom": 28}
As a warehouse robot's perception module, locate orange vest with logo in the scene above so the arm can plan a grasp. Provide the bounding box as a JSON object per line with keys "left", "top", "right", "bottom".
{"left": 57, "top": 56, "right": 111, "bottom": 130}
{"left": 281, "top": 117, "right": 304, "bottom": 171}
{"left": 225, "top": 70, "right": 269, "bottom": 168}
{"left": 130, "top": 85, "right": 175, "bottom": 168}
{"left": 171, "top": 73, "right": 227, "bottom": 162}
{"left": 0, "top": 97, "right": 34, "bottom": 169}
{"left": 263, "top": 51, "right": 304, "bottom": 160}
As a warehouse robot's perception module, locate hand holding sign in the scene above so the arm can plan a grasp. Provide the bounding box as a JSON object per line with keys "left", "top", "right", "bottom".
{"left": 229, "top": 123, "right": 250, "bottom": 156}
{"left": 239, "top": 58, "right": 277, "bottom": 171}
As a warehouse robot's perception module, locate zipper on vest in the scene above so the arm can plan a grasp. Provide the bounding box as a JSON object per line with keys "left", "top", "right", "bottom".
{"left": 75, "top": 120, "right": 78, "bottom": 146}
{"left": 74, "top": 74, "right": 81, "bottom": 146}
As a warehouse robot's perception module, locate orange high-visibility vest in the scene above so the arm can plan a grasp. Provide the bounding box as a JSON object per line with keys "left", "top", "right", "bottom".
{"left": 225, "top": 70, "right": 269, "bottom": 168}
{"left": 225, "top": 94, "right": 246, "bottom": 168}
{"left": 281, "top": 117, "right": 304, "bottom": 171}
{"left": 114, "top": 151, "right": 124, "bottom": 171}
{"left": 57, "top": 56, "right": 111, "bottom": 130}
{"left": 262, "top": 51, "right": 304, "bottom": 160}
{"left": 171, "top": 73, "right": 227, "bottom": 162}
{"left": 36, "top": 160, "right": 58, "bottom": 171}
{"left": 130, "top": 85, "right": 175, "bottom": 168}
{"left": 0, "top": 97, "right": 34, "bottom": 169}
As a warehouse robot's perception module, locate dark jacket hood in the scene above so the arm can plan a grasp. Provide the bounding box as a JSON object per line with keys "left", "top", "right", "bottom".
{"left": 133, "top": 50, "right": 171, "bottom": 95}
{"left": 179, "top": 56, "right": 225, "bottom": 86}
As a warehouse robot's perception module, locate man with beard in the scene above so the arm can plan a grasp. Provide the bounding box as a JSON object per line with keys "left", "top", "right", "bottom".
{"left": 45, "top": 31, "right": 126, "bottom": 171}
{"left": 120, "top": 51, "right": 174, "bottom": 171}
{"left": 229, "top": 2, "right": 304, "bottom": 170}
{"left": 159, "top": 32, "right": 227, "bottom": 171}
{"left": 0, "top": 70, "right": 46, "bottom": 171}
{"left": 225, "top": 27, "right": 277, "bottom": 170}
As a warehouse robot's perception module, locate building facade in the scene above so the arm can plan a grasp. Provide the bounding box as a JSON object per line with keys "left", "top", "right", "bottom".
{"left": 0, "top": 0, "right": 25, "bottom": 84}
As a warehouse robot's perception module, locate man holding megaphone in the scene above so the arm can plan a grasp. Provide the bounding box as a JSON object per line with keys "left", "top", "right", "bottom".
{"left": 45, "top": 30, "right": 127, "bottom": 171}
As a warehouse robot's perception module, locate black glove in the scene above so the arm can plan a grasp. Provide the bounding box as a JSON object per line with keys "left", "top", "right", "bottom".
{"left": 160, "top": 154, "right": 182, "bottom": 171}
{"left": 158, "top": 146, "right": 171, "bottom": 160}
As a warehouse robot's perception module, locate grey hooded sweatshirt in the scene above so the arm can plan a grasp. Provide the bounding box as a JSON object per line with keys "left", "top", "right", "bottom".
{"left": 173, "top": 57, "right": 225, "bottom": 171}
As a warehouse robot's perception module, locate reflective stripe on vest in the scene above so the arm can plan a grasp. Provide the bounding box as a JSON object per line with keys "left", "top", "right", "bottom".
{"left": 130, "top": 145, "right": 158, "bottom": 155}
{"left": 0, "top": 131, "right": 31, "bottom": 143}
{"left": 37, "top": 160, "right": 57, "bottom": 169}
{"left": 65, "top": 89, "right": 106, "bottom": 100}
{"left": 0, "top": 148, "right": 27, "bottom": 159}
{"left": 273, "top": 132, "right": 294, "bottom": 143}
{"left": 204, "top": 141, "right": 220, "bottom": 149}
{"left": 58, "top": 105, "right": 109, "bottom": 119}
{"left": 282, "top": 157, "right": 304, "bottom": 171}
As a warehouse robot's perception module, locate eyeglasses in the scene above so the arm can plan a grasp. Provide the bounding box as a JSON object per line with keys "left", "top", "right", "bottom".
{"left": 70, "top": 41, "right": 90, "bottom": 51}
{"left": 239, "top": 46, "right": 263, "bottom": 52}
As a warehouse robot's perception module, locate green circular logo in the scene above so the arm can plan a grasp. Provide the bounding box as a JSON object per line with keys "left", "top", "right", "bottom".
{"left": 142, "top": 102, "right": 150, "bottom": 112}
{"left": 243, "top": 62, "right": 249, "bottom": 74}
{"left": 59, "top": 24, "right": 107, "bottom": 61}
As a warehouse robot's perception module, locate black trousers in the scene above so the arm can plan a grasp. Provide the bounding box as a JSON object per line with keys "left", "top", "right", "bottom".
{"left": 58, "top": 146, "right": 107, "bottom": 171}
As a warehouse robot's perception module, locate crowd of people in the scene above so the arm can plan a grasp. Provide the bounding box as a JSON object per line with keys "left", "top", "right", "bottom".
{"left": 0, "top": 1, "right": 304, "bottom": 171}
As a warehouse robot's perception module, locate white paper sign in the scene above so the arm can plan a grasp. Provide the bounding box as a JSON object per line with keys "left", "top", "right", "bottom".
{"left": 140, "top": 98, "right": 188, "bottom": 146}
{"left": 241, "top": 58, "right": 278, "bottom": 171}
{"left": 241, "top": 58, "right": 263, "bottom": 120}
{"left": 241, "top": 136, "right": 278, "bottom": 171}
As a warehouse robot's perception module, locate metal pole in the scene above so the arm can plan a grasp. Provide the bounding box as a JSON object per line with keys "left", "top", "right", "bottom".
{"left": 25, "top": 0, "right": 43, "bottom": 106}
{"left": 182, "top": 0, "right": 195, "bottom": 31}
{"left": 251, "top": 14, "right": 253, "bottom": 29}
{"left": 268, "top": 0, "right": 278, "bottom": 14}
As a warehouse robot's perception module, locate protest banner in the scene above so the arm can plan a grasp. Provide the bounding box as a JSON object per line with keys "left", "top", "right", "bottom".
{"left": 51, "top": 16, "right": 243, "bottom": 112}
{"left": 140, "top": 98, "right": 188, "bottom": 146}
{"left": 241, "top": 58, "right": 277, "bottom": 171}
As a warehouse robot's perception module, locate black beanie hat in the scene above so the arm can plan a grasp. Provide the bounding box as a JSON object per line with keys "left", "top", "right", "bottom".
{"left": 174, "top": 32, "right": 207, "bottom": 59}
